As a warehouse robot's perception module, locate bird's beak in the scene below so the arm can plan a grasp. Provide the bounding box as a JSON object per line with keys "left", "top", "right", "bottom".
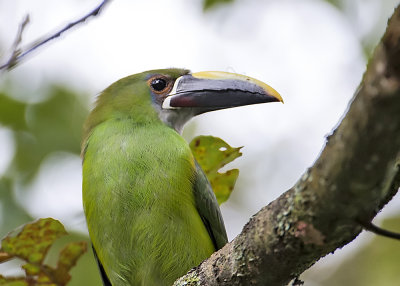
{"left": 162, "top": 71, "right": 283, "bottom": 113}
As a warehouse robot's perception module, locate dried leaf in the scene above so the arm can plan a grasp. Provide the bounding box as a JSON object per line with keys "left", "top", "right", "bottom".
{"left": 53, "top": 241, "right": 88, "bottom": 283}
{"left": 0, "top": 218, "right": 87, "bottom": 286}
{"left": 1, "top": 218, "right": 67, "bottom": 264}
{"left": 0, "top": 274, "right": 28, "bottom": 286}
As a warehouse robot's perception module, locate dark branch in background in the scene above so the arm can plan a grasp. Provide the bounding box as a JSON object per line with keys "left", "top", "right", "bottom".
{"left": 175, "top": 5, "right": 400, "bottom": 286}
{"left": 0, "top": 0, "right": 110, "bottom": 72}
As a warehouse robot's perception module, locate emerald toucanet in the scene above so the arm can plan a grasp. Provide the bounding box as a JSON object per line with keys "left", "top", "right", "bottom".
{"left": 82, "top": 69, "right": 282, "bottom": 286}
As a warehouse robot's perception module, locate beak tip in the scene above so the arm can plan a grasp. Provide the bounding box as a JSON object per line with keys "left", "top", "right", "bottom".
{"left": 268, "top": 91, "right": 283, "bottom": 104}
{"left": 258, "top": 81, "right": 283, "bottom": 104}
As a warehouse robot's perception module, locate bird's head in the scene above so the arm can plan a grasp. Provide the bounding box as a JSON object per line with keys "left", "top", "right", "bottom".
{"left": 83, "top": 68, "right": 282, "bottom": 138}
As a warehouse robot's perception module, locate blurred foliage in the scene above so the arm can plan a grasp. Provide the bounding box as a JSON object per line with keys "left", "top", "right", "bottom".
{"left": 190, "top": 135, "right": 242, "bottom": 204}
{"left": 0, "top": 92, "right": 26, "bottom": 130}
{"left": 0, "top": 80, "right": 93, "bottom": 284}
{"left": 321, "top": 217, "right": 400, "bottom": 286}
{"left": 0, "top": 85, "right": 87, "bottom": 179}
{"left": 321, "top": 0, "right": 400, "bottom": 57}
{"left": 0, "top": 218, "right": 87, "bottom": 285}
{"left": 0, "top": 84, "right": 88, "bottom": 238}
{"left": 0, "top": 178, "right": 32, "bottom": 238}
{"left": 13, "top": 87, "right": 87, "bottom": 180}
{"left": 323, "top": 0, "right": 342, "bottom": 9}
{"left": 203, "top": 0, "right": 234, "bottom": 11}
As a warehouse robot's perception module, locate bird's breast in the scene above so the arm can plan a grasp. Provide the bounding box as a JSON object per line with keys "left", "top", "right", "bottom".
{"left": 82, "top": 121, "right": 214, "bottom": 285}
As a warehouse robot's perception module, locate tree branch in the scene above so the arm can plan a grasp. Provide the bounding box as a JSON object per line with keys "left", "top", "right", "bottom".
{"left": 0, "top": 0, "right": 111, "bottom": 72}
{"left": 175, "top": 5, "right": 400, "bottom": 286}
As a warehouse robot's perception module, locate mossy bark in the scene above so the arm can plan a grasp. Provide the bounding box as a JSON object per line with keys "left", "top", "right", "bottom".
{"left": 175, "top": 5, "right": 400, "bottom": 286}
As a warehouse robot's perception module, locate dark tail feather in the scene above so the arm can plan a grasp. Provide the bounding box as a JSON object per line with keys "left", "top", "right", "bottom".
{"left": 92, "top": 245, "right": 112, "bottom": 286}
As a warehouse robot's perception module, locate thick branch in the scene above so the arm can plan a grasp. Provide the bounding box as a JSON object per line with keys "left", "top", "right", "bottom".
{"left": 175, "top": 5, "right": 400, "bottom": 286}
{"left": 0, "top": 0, "right": 110, "bottom": 71}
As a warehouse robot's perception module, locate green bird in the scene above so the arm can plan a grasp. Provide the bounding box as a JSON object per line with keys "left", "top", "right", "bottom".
{"left": 82, "top": 68, "right": 282, "bottom": 286}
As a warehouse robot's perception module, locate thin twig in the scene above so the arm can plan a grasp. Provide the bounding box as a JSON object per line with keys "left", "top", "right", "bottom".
{"left": 360, "top": 220, "right": 400, "bottom": 240}
{"left": 2, "top": 14, "right": 30, "bottom": 70}
{"left": 0, "top": 0, "right": 110, "bottom": 71}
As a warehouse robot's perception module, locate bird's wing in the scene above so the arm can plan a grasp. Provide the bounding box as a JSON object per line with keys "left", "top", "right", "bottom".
{"left": 193, "top": 161, "right": 228, "bottom": 250}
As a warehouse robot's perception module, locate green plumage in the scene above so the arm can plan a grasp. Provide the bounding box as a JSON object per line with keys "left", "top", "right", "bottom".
{"left": 82, "top": 68, "right": 281, "bottom": 285}
{"left": 82, "top": 69, "right": 227, "bottom": 286}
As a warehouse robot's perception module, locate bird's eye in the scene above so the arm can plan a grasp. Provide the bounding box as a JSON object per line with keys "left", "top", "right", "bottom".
{"left": 151, "top": 78, "right": 167, "bottom": 92}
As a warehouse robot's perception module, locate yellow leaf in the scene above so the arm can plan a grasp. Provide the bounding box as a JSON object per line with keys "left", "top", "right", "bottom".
{"left": 190, "top": 135, "right": 242, "bottom": 204}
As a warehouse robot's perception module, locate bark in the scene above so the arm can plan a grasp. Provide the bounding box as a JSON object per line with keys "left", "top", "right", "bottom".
{"left": 175, "top": 5, "right": 400, "bottom": 286}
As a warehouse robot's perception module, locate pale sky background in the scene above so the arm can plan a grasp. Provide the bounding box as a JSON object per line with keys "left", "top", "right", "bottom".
{"left": 0, "top": 0, "right": 399, "bottom": 284}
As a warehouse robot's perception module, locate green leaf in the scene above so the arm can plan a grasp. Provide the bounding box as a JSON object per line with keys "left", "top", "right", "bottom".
{"left": 203, "top": 0, "right": 234, "bottom": 11}
{"left": 323, "top": 0, "right": 343, "bottom": 10}
{"left": 190, "top": 135, "right": 242, "bottom": 204}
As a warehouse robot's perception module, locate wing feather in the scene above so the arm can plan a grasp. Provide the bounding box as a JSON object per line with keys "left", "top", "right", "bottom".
{"left": 193, "top": 161, "right": 228, "bottom": 250}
